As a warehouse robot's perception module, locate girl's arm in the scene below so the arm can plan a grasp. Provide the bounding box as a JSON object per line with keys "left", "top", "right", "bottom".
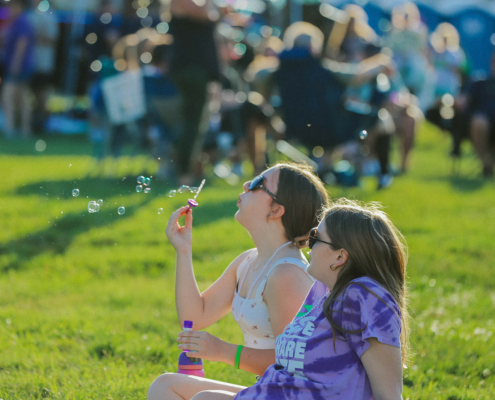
{"left": 177, "top": 263, "right": 313, "bottom": 375}
{"left": 264, "top": 264, "right": 314, "bottom": 337}
{"left": 167, "top": 206, "right": 251, "bottom": 330}
{"left": 360, "top": 338, "right": 403, "bottom": 400}
{"left": 178, "top": 331, "right": 276, "bottom": 376}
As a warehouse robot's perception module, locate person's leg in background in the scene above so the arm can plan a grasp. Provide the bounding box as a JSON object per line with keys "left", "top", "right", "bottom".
{"left": 2, "top": 81, "right": 19, "bottom": 138}
{"left": 245, "top": 118, "right": 268, "bottom": 176}
{"left": 470, "top": 113, "right": 494, "bottom": 177}
{"left": 30, "top": 74, "right": 51, "bottom": 133}
{"left": 173, "top": 66, "right": 210, "bottom": 185}
{"left": 19, "top": 82, "right": 32, "bottom": 138}
{"left": 394, "top": 106, "right": 417, "bottom": 174}
{"left": 375, "top": 134, "right": 392, "bottom": 185}
{"left": 371, "top": 109, "right": 395, "bottom": 189}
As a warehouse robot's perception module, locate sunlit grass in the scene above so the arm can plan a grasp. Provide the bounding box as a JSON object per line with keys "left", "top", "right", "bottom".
{"left": 1, "top": 124, "right": 494, "bottom": 399}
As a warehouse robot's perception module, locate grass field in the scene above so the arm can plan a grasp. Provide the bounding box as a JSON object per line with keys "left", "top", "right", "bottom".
{"left": 1, "top": 123, "right": 494, "bottom": 399}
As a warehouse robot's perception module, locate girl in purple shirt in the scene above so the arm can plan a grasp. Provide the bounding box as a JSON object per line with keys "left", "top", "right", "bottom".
{"left": 189, "top": 199, "right": 409, "bottom": 400}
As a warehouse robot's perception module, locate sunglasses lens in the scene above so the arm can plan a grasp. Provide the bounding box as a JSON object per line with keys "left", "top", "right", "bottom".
{"left": 249, "top": 176, "right": 263, "bottom": 190}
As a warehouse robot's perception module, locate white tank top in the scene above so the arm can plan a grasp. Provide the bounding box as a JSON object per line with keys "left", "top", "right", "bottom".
{"left": 231, "top": 250, "right": 311, "bottom": 349}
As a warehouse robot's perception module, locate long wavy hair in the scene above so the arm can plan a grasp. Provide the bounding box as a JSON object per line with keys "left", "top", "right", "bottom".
{"left": 321, "top": 199, "right": 410, "bottom": 363}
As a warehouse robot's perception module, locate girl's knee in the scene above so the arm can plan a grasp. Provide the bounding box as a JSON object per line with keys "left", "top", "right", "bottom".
{"left": 147, "top": 372, "right": 179, "bottom": 400}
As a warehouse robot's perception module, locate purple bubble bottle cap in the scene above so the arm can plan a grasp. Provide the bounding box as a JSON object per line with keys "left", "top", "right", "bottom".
{"left": 185, "top": 179, "right": 205, "bottom": 212}
{"left": 185, "top": 199, "right": 198, "bottom": 212}
{"left": 183, "top": 320, "right": 193, "bottom": 330}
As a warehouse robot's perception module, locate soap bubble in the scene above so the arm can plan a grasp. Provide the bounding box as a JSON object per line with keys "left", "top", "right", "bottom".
{"left": 88, "top": 201, "right": 100, "bottom": 213}
{"left": 158, "top": 208, "right": 163, "bottom": 214}
{"left": 144, "top": 177, "right": 151, "bottom": 186}
{"left": 359, "top": 130, "right": 368, "bottom": 140}
{"left": 97, "top": 199, "right": 103, "bottom": 206}
{"left": 179, "top": 185, "right": 189, "bottom": 193}
{"left": 168, "top": 190, "right": 177, "bottom": 197}
{"left": 118, "top": 206, "right": 125, "bottom": 215}
{"left": 189, "top": 187, "right": 198, "bottom": 193}
{"left": 136, "top": 185, "right": 143, "bottom": 193}
{"left": 72, "top": 189, "right": 79, "bottom": 197}
{"left": 144, "top": 187, "right": 151, "bottom": 193}
{"left": 137, "top": 176, "right": 145, "bottom": 184}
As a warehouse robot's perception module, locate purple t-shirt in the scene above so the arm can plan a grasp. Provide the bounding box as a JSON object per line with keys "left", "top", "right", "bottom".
{"left": 234, "top": 277, "right": 401, "bottom": 400}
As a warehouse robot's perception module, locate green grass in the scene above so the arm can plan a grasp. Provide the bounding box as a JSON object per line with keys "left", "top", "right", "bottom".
{"left": 1, "top": 125, "right": 494, "bottom": 399}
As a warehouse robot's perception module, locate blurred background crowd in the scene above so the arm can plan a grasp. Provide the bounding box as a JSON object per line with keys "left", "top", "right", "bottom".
{"left": 1, "top": 0, "right": 495, "bottom": 188}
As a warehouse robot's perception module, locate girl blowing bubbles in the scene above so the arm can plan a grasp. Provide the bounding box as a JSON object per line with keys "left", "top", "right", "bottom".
{"left": 148, "top": 163, "right": 329, "bottom": 400}
{"left": 187, "top": 199, "right": 410, "bottom": 400}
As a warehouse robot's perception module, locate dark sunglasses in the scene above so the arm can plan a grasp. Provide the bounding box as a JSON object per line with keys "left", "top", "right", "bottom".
{"left": 307, "top": 227, "right": 334, "bottom": 249}
{"left": 248, "top": 175, "right": 283, "bottom": 205}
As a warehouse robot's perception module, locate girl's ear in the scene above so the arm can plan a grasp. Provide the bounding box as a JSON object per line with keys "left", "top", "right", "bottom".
{"left": 336, "top": 249, "right": 349, "bottom": 265}
{"left": 268, "top": 203, "right": 285, "bottom": 220}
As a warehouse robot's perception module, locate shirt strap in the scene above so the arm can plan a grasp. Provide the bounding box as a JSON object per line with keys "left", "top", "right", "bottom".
{"left": 236, "top": 249, "right": 257, "bottom": 282}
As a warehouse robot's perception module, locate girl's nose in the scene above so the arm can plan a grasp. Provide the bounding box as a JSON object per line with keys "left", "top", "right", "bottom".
{"left": 243, "top": 181, "right": 251, "bottom": 192}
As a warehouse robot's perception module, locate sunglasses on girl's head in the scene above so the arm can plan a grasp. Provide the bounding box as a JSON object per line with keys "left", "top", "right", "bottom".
{"left": 248, "top": 175, "right": 283, "bottom": 205}
{"left": 307, "top": 227, "right": 334, "bottom": 249}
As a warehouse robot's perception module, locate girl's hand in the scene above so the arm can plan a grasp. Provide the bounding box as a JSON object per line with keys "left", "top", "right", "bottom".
{"left": 177, "top": 330, "right": 228, "bottom": 363}
{"left": 166, "top": 206, "right": 193, "bottom": 254}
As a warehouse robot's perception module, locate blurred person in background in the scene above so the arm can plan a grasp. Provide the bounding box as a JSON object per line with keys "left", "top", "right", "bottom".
{"left": 386, "top": 2, "right": 434, "bottom": 113}
{"left": 205, "top": 23, "right": 281, "bottom": 178}
{"left": 326, "top": 9, "right": 400, "bottom": 188}
{"left": 244, "top": 35, "right": 286, "bottom": 175}
{"left": 1, "top": 0, "right": 35, "bottom": 139}
{"left": 249, "top": 19, "right": 394, "bottom": 189}
{"left": 330, "top": 5, "right": 420, "bottom": 181}
{"left": 425, "top": 23, "right": 467, "bottom": 160}
{"left": 468, "top": 52, "right": 495, "bottom": 178}
{"left": 142, "top": 43, "right": 181, "bottom": 181}
{"left": 201, "top": 23, "right": 250, "bottom": 177}
{"left": 87, "top": 57, "right": 119, "bottom": 159}
{"left": 429, "top": 23, "right": 466, "bottom": 101}
{"left": 326, "top": 4, "right": 377, "bottom": 63}
{"left": 28, "top": 0, "right": 60, "bottom": 133}
{"left": 87, "top": 0, "right": 121, "bottom": 61}
{"left": 169, "top": 0, "right": 221, "bottom": 185}
{"left": 81, "top": 0, "right": 121, "bottom": 95}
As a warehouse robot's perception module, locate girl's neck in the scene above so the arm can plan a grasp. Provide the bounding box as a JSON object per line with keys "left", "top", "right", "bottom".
{"left": 250, "top": 230, "right": 297, "bottom": 263}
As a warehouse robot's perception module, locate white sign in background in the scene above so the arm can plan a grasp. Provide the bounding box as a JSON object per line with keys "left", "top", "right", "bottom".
{"left": 101, "top": 69, "right": 147, "bottom": 125}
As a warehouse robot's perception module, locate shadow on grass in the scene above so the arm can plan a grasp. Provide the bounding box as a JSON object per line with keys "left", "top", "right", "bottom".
{"left": 425, "top": 175, "right": 488, "bottom": 192}
{"left": 0, "top": 201, "right": 148, "bottom": 273}
{"left": 16, "top": 176, "right": 238, "bottom": 224}
{"left": 4, "top": 174, "right": 237, "bottom": 272}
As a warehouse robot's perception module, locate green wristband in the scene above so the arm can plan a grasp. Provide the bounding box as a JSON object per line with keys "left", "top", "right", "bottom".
{"left": 235, "top": 345, "right": 243, "bottom": 369}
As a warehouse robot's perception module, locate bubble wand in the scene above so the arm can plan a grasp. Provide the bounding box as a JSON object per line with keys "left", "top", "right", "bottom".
{"left": 186, "top": 179, "right": 206, "bottom": 212}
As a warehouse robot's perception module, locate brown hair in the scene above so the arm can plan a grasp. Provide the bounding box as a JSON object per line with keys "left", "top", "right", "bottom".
{"left": 321, "top": 199, "right": 410, "bottom": 363}
{"left": 273, "top": 162, "right": 330, "bottom": 246}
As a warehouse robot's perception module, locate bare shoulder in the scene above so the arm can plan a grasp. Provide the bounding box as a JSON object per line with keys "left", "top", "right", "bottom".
{"left": 265, "top": 262, "right": 313, "bottom": 293}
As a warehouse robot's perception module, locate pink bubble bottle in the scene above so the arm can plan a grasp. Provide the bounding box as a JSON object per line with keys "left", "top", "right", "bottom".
{"left": 177, "top": 320, "right": 205, "bottom": 378}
